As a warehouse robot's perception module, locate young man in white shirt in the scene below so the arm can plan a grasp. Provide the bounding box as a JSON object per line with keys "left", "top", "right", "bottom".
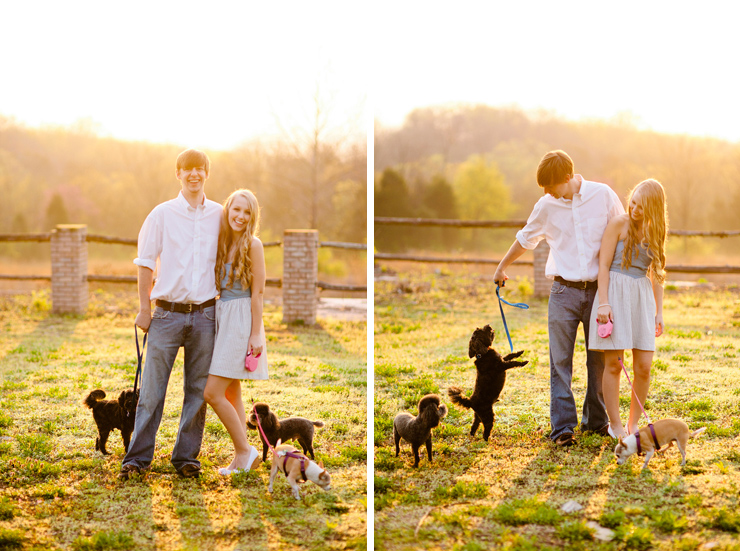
{"left": 120, "top": 149, "right": 222, "bottom": 479}
{"left": 493, "top": 150, "right": 624, "bottom": 447}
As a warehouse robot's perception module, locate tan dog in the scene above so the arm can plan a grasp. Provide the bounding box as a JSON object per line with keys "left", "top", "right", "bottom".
{"left": 268, "top": 440, "right": 331, "bottom": 500}
{"left": 614, "top": 419, "right": 706, "bottom": 469}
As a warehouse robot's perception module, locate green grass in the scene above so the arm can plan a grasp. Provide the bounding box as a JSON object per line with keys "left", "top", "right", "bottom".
{"left": 0, "top": 289, "right": 366, "bottom": 550}
{"left": 0, "top": 527, "right": 25, "bottom": 549}
{"left": 374, "top": 273, "right": 740, "bottom": 550}
{"left": 493, "top": 498, "right": 561, "bottom": 526}
{"left": 71, "top": 531, "right": 135, "bottom": 550}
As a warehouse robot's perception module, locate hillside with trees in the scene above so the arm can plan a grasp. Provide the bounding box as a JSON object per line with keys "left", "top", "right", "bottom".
{"left": 0, "top": 117, "right": 367, "bottom": 245}
{"left": 375, "top": 105, "right": 740, "bottom": 256}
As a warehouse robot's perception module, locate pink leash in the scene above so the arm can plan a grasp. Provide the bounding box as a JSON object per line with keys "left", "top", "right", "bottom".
{"left": 250, "top": 398, "right": 275, "bottom": 454}
{"left": 250, "top": 399, "right": 307, "bottom": 479}
{"left": 617, "top": 356, "right": 660, "bottom": 454}
{"left": 599, "top": 320, "right": 661, "bottom": 453}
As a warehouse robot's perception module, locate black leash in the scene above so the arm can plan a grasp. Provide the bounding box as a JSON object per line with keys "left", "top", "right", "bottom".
{"left": 132, "top": 325, "right": 147, "bottom": 416}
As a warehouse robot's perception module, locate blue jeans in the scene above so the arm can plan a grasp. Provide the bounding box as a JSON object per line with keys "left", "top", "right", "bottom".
{"left": 548, "top": 281, "right": 607, "bottom": 440}
{"left": 123, "top": 305, "right": 216, "bottom": 471}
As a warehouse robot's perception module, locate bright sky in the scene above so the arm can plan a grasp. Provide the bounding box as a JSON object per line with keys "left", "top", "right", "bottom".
{"left": 374, "top": 1, "right": 740, "bottom": 143}
{"left": 1, "top": 1, "right": 367, "bottom": 151}
{"left": 5, "top": 2, "right": 740, "bottom": 149}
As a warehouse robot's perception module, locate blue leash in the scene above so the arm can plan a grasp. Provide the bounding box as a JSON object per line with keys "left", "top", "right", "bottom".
{"left": 495, "top": 285, "right": 529, "bottom": 352}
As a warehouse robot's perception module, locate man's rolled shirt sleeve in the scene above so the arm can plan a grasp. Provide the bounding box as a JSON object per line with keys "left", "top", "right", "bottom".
{"left": 134, "top": 210, "right": 161, "bottom": 272}
{"left": 516, "top": 198, "right": 547, "bottom": 250}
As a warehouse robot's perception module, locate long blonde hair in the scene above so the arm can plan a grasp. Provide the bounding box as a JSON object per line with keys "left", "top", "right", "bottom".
{"left": 215, "top": 189, "right": 261, "bottom": 292}
{"left": 622, "top": 179, "right": 668, "bottom": 285}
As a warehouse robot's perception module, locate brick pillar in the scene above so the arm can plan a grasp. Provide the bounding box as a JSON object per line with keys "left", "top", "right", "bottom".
{"left": 51, "top": 224, "right": 88, "bottom": 314}
{"left": 282, "top": 230, "right": 318, "bottom": 324}
{"left": 533, "top": 240, "right": 550, "bottom": 299}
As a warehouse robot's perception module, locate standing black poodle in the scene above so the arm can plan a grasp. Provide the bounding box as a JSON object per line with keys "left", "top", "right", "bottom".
{"left": 83, "top": 388, "right": 138, "bottom": 454}
{"left": 447, "top": 325, "right": 527, "bottom": 441}
{"left": 393, "top": 394, "right": 448, "bottom": 467}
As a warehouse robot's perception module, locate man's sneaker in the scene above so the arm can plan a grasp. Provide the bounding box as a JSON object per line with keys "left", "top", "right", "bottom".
{"left": 554, "top": 433, "right": 575, "bottom": 447}
{"left": 177, "top": 464, "right": 201, "bottom": 479}
{"left": 595, "top": 424, "right": 611, "bottom": 437}
{"left": 119, "top": 464, "right": 141, "bottom": 480}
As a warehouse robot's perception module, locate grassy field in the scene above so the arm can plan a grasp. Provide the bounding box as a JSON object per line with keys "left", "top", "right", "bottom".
{"left": 0, "top": 289, "right": 367, "bottom": 551}
{"left": 374, "top": 272, "right": 740, "bottom": 550}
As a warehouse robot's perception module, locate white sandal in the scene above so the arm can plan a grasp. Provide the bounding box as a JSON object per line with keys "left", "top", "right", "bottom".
{"left": 245, "top": 445, "right": 262, "bottom": 471}
{"left": 217, "top": 446, "right": 261, "bottom": 476}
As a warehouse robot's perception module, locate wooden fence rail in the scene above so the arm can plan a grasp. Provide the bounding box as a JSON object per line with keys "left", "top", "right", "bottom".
{"left": 374, "top": 217, "right": 527, "bottom": 228}
{"left": 374, "top": 253, "right": 533, "bottom": 266}
{"left": 375, "top": 217, "right": 740, "bottom": 296}
{"left": 1, "top": 226, "right": 365, "bottom": 322}
{"left": 0, "top": 233, "right": 53, "bottom": 242}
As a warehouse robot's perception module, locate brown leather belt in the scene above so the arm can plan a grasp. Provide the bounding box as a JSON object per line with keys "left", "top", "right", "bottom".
{"left": 155, "top": 298, "right": 216, "bottom": 313}
{"left": 554, "top": 276, "right": 598, "bottom": 290}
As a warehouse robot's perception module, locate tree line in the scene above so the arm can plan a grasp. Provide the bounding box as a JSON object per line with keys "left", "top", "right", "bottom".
{"left": 375, "top": 105, "right": 740, "bottom": 255}
{"left": 0, "top": 117, "right": 367, "bottom": 247}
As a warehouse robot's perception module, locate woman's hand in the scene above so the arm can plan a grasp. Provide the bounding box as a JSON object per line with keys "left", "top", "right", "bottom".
{"left": 596, "top": 304, "right": 613, "bottom": 325}
{"left": 655, "top": 313, "right": 664, "bottom": 337}
{"left": 248, "top": 334, "right": 263, "bottom": 357}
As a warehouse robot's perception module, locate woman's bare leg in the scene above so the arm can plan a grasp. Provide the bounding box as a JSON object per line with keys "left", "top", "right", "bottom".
{"left": 204, "top": 375, "right": 257, "bottom": 471}
{"left": 225, "top": 379, "right": 247, "bottom": 431}
{"left": 628, "top": 349, "right": 653, "bottom": 435}
{"left": 602, "top": 350, "right": 627, "bottom": 438}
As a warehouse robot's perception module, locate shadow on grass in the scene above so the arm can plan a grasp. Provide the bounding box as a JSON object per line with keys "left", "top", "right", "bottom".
{"left": 172, "top": 478, "right": 215, "bottom": 546}
{"left": 0, "top": 314, "right": 81, "bottom": 367}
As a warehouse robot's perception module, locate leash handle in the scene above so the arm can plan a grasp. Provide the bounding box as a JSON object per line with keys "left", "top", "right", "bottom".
{"left": 495, "top": 285, "right": 530, "bottom": 352}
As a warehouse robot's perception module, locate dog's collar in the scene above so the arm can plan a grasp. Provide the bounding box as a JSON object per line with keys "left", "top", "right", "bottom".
{"left": 476, "top": 353, "right": 482, "bottom": 360}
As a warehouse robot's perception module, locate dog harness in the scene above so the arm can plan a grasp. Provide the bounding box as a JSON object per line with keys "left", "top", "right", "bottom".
{"left": 635, "top": 424, "right": 662, "bottom": 455}
{"left": 278, "top": 450, "right": 308, "bottom": 481}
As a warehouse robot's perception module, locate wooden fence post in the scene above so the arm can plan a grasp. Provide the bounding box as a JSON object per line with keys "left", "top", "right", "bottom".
{"left": 282, "top": 230, "right": 318, "bottom": 324}
{"left": 51, "top": 224, "right": 88, "bottom": 314}
{"left": 533, "top": 240, "right": 550, "bottom": 299}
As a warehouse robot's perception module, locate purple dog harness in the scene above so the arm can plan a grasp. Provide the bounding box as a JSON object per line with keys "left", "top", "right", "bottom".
{"left": 635, "top": 424, "right": 662, "bottom": 455}
{"left": 279, "top": 450, "right": 308, "bottom": 481}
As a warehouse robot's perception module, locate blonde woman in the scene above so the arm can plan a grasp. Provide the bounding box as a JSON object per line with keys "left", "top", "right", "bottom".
{"left": 204, "top": 189, "right": 268, "bottom": 475}
{"left": 589, "top": 179, "right": 668, "bottom": 439}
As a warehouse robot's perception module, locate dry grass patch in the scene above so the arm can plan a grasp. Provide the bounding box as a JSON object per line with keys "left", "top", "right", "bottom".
{"left": 0, "top": 289, "right": 367, "bottom": 550}
{"left": 375, "top": 273, "right": 740, "bottom": 550}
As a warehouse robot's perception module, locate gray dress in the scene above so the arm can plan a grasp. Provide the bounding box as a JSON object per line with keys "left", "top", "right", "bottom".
{"left": 209, "top": 263, "right": 269, "bottom": 379}
{"left": 588, "top": 241, "right": 656, "bottom": 352}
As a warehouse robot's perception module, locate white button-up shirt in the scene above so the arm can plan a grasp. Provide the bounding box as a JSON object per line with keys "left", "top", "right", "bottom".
{"left": 134, "top": 191, "right": 222, "bottom": 303}
{"left": 516, "top": 176, "right": 624, "bottom": 282}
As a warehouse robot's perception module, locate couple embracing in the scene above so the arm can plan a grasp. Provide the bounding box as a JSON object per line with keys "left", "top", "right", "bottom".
{"left": 494, "top": 150, "right": 668, "bottom": 446}
{"left": 120, "top": 149, "right": 267, "bottom": 480}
